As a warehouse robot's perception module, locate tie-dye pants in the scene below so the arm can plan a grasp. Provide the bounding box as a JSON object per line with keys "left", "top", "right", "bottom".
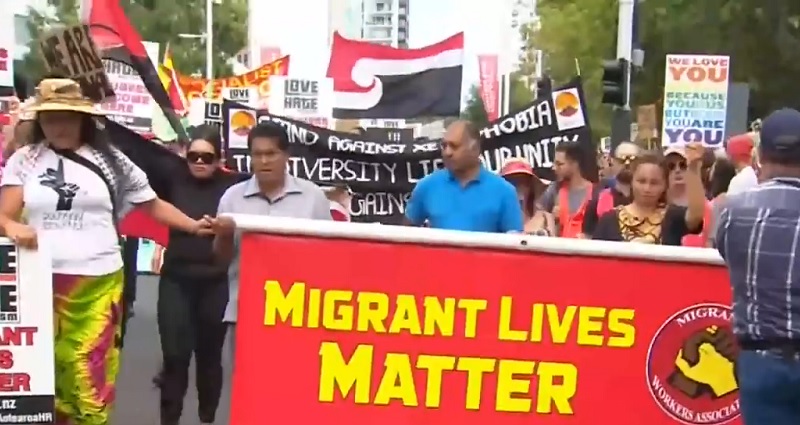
{"left": 52, "top": 270, "right": 124, "bottom": 425}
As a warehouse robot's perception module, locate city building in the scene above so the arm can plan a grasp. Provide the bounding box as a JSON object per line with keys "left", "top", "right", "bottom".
{"left": 360, "top": 0, "right": 409, "bottom": 48}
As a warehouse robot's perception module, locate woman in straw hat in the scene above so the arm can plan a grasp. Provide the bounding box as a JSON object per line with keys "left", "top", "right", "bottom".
{"left": 499, "top": 158, "right": 555, "bottom": 235}
{"left": 0, "top": 78, "right": 213, "bottom": 425}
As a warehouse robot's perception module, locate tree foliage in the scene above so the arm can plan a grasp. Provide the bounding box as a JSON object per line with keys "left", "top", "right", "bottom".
{"left": 520, "top": 0, "right": 800, "bottom": 137}
{"left": 462, "top": 75, "right": 535, "bottom": 127}
{"left": 21, "top": 0, "right": 247, "bottom": 82}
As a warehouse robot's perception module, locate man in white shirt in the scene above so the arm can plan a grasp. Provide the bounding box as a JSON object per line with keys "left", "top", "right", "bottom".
{"left": 726, "top": 133, "right": 759, "bottom": 194}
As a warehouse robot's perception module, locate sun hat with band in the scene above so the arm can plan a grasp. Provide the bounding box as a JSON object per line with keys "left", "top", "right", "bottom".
{"left": 25, "top": 78, "right": 104, "bottom": 117}
{"left": 500, "top": 158, "right": 547, "bottom": 194}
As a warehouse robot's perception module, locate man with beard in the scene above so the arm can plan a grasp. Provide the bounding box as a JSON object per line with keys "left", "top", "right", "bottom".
{"left": 540, "top": 142, "right": 595, "bottom": 237}
{"left": 582, "top": 142, "right": 640, "bottom": 236}
{"left": 405, "top": 120, "right": 523, "bottom": 233}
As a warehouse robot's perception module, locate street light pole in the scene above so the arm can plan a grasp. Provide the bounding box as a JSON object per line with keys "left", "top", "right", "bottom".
{"left": 610, "top": 0, "right": 635, "bottom": 148}
{"left": 205, "top": 0, "right": 214, "bottom": 81}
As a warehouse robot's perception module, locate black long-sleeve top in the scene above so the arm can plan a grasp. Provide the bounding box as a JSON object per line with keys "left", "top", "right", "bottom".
{"left": 160, "top": 168, "right": 247, "bottom": 281}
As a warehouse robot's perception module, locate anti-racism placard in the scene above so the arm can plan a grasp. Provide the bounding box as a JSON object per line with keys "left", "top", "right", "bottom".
{"left": 268, "top": 77, "right": 334, "bottom": 128}
{"left": 38, "top": 25, "right": 115, "bottom": 102}
{"left": 661, "top": 54, "right": 730, "bottom": 148}
{"left": 99, "top": 59, "right": 154, "bottom": 133}
{"left": 215, "top": 80, "right": 593, "bottom": 223}
{"left": 0, "top": 241, "right": 55, "bottom": 424}
{"left": 177, "top": 56, "right": 290, "bottom": 104}
{"left": 230, "top": 229, "right": 739, "bottom": 425}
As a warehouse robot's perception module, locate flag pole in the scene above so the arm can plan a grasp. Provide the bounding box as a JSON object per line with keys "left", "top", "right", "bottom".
{"left": 205, "top": 0, "right": 214, "bottom": 99}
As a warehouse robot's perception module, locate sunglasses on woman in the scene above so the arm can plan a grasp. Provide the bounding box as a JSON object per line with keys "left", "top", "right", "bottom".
{"left": 667, "top": 161, "right": 687, "bottom": 171}
{"left": 186, "top": 151, "right": 216, "bottom": 165}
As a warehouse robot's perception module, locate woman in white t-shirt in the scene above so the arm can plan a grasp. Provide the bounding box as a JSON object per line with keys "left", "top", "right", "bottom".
{"left": 0, "top": 78, "right": 211, "bottom": 425}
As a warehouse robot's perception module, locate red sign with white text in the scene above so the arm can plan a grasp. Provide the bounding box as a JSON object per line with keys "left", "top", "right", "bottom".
{"left": 232, "top": 234, "right": 740, "bottom": 425}
{"left": 478, "top": 55, "right": 499, "bottom": 121}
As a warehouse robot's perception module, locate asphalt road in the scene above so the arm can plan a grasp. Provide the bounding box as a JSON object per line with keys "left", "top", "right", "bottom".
{"left": 111, "top": 276, "right": 233, "bottom": 425}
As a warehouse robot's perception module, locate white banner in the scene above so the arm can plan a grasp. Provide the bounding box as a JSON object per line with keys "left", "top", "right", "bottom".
{"left": 98, "top": 42, "right": 160, "bottom": 134}
{"left": 0, "top": 241, "right": 54, "bottom": 423}
{"left": 268, "top": 76, "right": 333, "bottom": 128}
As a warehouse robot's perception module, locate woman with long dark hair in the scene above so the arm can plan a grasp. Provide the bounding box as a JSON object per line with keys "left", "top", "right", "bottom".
{"left": 592, "top": 143, "right": 707, "bottom": 245}
{"left": 0, "top": 78, "right": 210, "bottom": 425}
{"left": 157, "top": 125, "right": 246, "bottom": 425}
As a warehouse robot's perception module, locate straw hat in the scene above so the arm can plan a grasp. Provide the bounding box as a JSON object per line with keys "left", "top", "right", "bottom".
{"left": 25, "top": 79, "right": 104, "bottom": 116}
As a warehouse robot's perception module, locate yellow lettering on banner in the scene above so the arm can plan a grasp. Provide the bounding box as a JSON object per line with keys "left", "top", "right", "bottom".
{"left": 263, "top": 281, "right": 305, "bottom": 327}
{"left": 498, "top": 297, "right": 527, "bottom": 341}
{"left": 457, "top": 299, "right": 488, "bottom": 338}
{"left": 456, "top": 357, "right": 496, "bottom": 410}
{"left": 318, "top": 342, "right": 372, "bottom": 404}
{"left": 607, "top": 308, "right": 636, "bottom": 348}
{"left": 306, "top": 288, "right": 321, "bottom": 328}
{"left": 423, "top": 297, "right": 456, "bottom": 337}
{"left": 547, "top": 305, "right": 577, "bottom": 344}
{"left": 389, "top": 295, "right": 422, "bottom": 335}
{"left": 317, "top": 343, "right": 578, "bottom": 413}
{"left": 374, "top": 354, "right": 418, "bottom": 406}
{"left": 416, "top": 355, "right": 456, "bottom": 407}
{"left": 536, "top": 362, "right": 578, "bottom": 414}
{"left": 324, "top": 290, "right": 354, "bottom": 330}
{"left": 356, "top": 292, "right": 388, "bottom": 332}
{"left": 576, "top": 307, "right": 606, "bottom": 346}
{"left": 496, "top": 359, "right": 535, "bottom": 412}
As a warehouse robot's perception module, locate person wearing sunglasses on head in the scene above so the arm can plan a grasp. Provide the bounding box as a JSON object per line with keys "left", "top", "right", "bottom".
{"left": 582, "top": 142, "right": 640, "bottom": 237}
{"left": 157, "top": 125, "right": 247, "bottom": 425}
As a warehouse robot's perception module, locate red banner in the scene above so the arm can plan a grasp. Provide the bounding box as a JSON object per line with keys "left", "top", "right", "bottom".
{"left": 232, "top": 232, "right": 739, "bottom": 425}
{"left": 478, "top": 55, "right": 499, "bottom": 121}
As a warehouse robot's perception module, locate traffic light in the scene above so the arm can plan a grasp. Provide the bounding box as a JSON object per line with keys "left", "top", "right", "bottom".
{"left": 601, "top": 58, "right": 630, "bottom": 106}
{"left": 535, "top": 76, "right": 552, "bottom": 97}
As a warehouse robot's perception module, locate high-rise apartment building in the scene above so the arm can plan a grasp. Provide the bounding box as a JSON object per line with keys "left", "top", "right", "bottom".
{"left": 360, "top": 0, "right": 409, "bottom": 48}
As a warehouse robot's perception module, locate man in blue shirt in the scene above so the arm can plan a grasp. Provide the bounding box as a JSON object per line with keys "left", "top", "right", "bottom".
{"left": 405, "top": 120, "right": 523, "bottom": 233}
{"left": 716, "top": 108, "right": 800, "bottom": 425}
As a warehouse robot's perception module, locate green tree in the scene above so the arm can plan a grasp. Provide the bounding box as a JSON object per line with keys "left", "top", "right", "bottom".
{"left": 520, "top": 0, "right": 800, "bottom": 136}
{"left": 462, "top": 75, "right": 535, "bottom": 126}
{"left": 21, "top": 0, "right": 247, "bottom": 82}
{"left": 519, "top": 0, "right": 616, "bottom": 138}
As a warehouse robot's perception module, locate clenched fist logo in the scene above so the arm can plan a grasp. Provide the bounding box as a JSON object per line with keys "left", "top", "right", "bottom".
{"left": 668, "top": 325, "right": 738, "bottom": 398}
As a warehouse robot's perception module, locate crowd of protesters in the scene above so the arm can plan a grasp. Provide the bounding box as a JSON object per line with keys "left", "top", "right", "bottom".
{"left": 0, "top": 73, "right": 797, "bottom": 425}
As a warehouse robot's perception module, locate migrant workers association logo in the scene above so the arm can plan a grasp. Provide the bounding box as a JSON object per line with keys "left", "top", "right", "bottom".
{"left": 646, "top": 303, "right": 740, "bottom": 425}
{"left": 230, "top": 110, "right": 256, "bottom": 137}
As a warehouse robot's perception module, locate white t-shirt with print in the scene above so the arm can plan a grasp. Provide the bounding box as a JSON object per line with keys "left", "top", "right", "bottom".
{"left": 1, "top": 145, "right": 157, "bottom": 276}
{"left": 727, "top": 166, "right": 759, "bottom": 195}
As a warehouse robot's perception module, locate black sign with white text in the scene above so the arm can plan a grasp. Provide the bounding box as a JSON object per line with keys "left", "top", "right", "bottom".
{"left": 212, "top": 81, "right": 593, "bottom": 223}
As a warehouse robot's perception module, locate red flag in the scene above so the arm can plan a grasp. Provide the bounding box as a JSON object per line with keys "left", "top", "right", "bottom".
{"left": 81, "top": 0, "right": 187, "bottom": 140}
{"left": 477, "top": 54, "right": 499, "bottom": 121}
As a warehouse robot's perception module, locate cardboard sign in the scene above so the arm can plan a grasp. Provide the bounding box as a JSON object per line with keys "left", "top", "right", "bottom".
{"left": 38, "top": 25, "right": 114, "bottom": 102}
{"left": 231, "top": 225, "right": 739, "bottom": 425}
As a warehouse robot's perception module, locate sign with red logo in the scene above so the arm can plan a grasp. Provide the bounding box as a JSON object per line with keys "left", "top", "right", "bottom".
{"left": 230, "top": 227, "right": 740, "bottom": 425}
{"left": 477, "top": 54, "right": 499, "bottom": 121}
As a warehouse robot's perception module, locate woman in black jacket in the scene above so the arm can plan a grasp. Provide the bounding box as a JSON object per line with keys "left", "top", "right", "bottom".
{"left": 157, "top": 125, "right": 246, "bottom": 425}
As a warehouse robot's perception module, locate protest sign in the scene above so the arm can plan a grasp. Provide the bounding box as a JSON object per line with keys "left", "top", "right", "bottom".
{"left": 661, "top": 54, "right": 730, "bottom": 148}
{"left": 177, "top": 56, "right": 290, "bottom": 104}
{"left": 38, "top": 25, "right": 114, "bottom": 102}
{"left": 99, "top": 59, "right": 154, "bottom": 133}
{"left": 229, "top": 218, "right": 739, "bottom": 425}
{"left": 0, "top": 241, "right": 54, "bottom": 424}
{"left": 268, "top": 77, "right": 334, "bottom": 127}
{"left": 0, "top": 12, "right": 14, "bottom": 90}
{"left": 215, "top": 80, "right": 594, "bottom": 223}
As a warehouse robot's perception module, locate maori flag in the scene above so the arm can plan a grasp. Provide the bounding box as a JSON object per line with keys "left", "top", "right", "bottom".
{"left": 79, "top": 0, "right": 188, "bottom": 141}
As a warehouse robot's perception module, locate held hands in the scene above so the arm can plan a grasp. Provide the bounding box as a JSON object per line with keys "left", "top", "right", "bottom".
{"left": 191, "top": 216, "right": 215, "bottom": 236}
{"left": 204, "top": 214, "right": 236, "bottom": 237}
{"left": 5, "top": 222, "right": 37, "bottom": 249}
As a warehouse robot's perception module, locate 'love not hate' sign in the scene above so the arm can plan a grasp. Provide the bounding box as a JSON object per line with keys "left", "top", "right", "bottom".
{"left": 661, "top": 54, "right": 730, "bottom": 148}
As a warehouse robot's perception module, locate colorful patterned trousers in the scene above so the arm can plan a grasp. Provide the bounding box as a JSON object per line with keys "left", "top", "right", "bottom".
{"left": 52, "top": 270, "right": 124, "bottom": 425}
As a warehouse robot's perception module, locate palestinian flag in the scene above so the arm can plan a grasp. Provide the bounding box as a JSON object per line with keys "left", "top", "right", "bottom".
{"left": 79, "top": 0, "right": 188, "bottom": 141}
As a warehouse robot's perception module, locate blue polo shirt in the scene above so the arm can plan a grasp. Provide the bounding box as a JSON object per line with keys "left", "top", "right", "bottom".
{"left": 405, "top": 167, "right": 523, "bottom": 233}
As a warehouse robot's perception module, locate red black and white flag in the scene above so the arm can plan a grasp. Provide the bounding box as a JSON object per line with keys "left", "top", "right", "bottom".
{"left": 79, "top": 0, "right": 187, "bottom": 140}
{"left": 326, "top": 32, "right": 464, "bottom": 119}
